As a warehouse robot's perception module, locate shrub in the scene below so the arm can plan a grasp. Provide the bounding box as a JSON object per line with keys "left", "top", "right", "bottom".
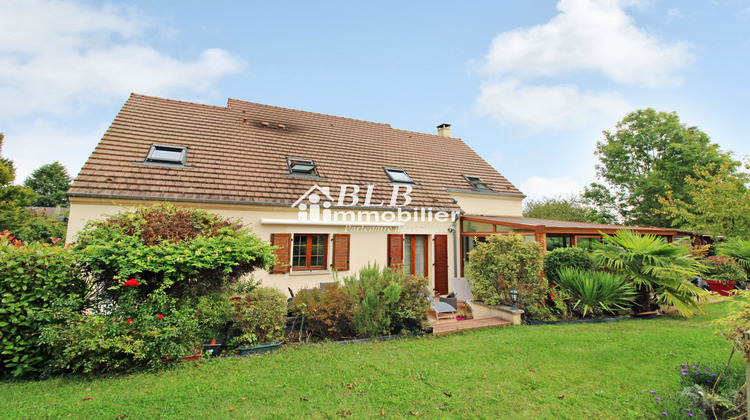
{"left": 291, "top": 284, "right": 354, "bottom": 340}
{"left": 343, "top": 264, "right": 403, "bottom": 338}
{"left": 522, "top": 284, "right": 572, "bottom": 322}
{"left": 73, "top": 203, "right": 276, "bottom": 300}
{"left": 555, "top": 267, "right": 636, "bottom": 317}
{"left": 37, "top": 290, "right": 201, "bottom": 376}
{"left": 229, "top": 286, "right": 287, "bottom": 344}
{"left": 543, "top": 247, "right": 594, "bottom": 285}
{"left": 717, "top": 238, "right": 750, "bottom": 274}
{"left": 191, "top": 293, "right": 233, "bottom": 343}
{"left": 0, "top": 231, "right": 88, "bottom": 378}
{"left": 466, "top": 234, "right": 544, "bottom": 306}
{"left": 704, "top": 256, "right": 748, "bottom": 284}
{"left": 389, "top": 271, "right": 430, "bottom": 333}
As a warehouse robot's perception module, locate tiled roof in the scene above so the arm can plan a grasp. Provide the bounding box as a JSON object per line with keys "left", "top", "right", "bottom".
{"left": 464, "top": 215, "right": 679, "bottom": 234}
{"left": 69, "top": 94, "right": 524, "bottom": 210}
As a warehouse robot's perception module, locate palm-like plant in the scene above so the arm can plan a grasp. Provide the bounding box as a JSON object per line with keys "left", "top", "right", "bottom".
{"left": 718, "top": 238, "right": 750, "bottom": 272}
{"left": 593, "top": 230, "right": 708, "bottom": 317}
{"left": 555, "top": 267, "right": 635, "bottom": 317}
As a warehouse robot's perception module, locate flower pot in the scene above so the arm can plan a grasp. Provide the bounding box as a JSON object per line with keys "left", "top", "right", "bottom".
{"left": 237, "top": 342, "right": 281, "bottom": 356}
{"left": 455, "top": 316, "right": 466, "bottom": 321}
{"left": 203, "top": 343, "right": 223, "bottom": 357}
{"left": 705, "top": 279, "right": 735, "bottom": 296}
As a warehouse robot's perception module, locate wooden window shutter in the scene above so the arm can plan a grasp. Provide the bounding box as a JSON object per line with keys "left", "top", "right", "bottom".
{"left": 332, "top": 234, "right": 350, "bottom": 271}
{"left": 270, "top": 233, "right": 291, "bottom": 274}
{"left": 387, "top": 234, "right": 404, "bottom": 268}
{"left": 433, "top": 234, "right": 449, "bottom": 294}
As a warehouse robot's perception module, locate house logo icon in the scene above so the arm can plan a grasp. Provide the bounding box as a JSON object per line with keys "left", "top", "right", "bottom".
{"left": 291, "top": 185, "right": 335, "bottom": 222}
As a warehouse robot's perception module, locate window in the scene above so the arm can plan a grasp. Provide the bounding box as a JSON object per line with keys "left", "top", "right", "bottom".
{"left": 292, "top": 234, "right": 328, "bottom": 270}
{"left": 146, "top": 145, "right": 187, "bottom": 165}
{"left": 404, "top": 235, "right": 428, "bottom": 276}
{"left": 463, "top": 175, "right": 492, "bottom": 190}
{"left": 383, "top": 167, "right": 415, "bottom": 184}
{"left": 577, "top": 237, "right": 602, "bottom": 251}
{"left": 287, "top": 158, "right": 320, "bottom": 176}
{"left": 546, "top": 235, "right": 572, "bottom": 251}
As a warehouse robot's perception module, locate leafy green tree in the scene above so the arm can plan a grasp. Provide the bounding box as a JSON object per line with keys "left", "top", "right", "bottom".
{"left": 593, "top": 230, "right": 707, "bottom": 317}
{"left": 0, "top": 133, "right": 37, "bottom": 236}
{"left": 584, "top": 109, "right": 736, "bottom": 227}
{"left": 523, "top": 194, "right": 615, "bottom": 224}
{"left": 23, "top": 161, "right": 71, "bottom": 207}
{"left": 659, "top": 159, "right": 750, "bottom": 239}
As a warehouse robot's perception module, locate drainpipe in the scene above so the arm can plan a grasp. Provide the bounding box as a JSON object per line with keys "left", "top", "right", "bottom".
{"left": 452, "top": 211, "right": 464, "bottom": 278}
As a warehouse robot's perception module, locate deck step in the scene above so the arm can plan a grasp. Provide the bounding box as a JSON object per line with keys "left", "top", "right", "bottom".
{"left": 432, "top": 317, "right": 511, "bottom": 335}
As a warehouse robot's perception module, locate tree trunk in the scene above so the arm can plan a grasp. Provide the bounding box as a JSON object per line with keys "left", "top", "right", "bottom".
{"left": 633, "top": 284, "right": 652, "bottom": 314}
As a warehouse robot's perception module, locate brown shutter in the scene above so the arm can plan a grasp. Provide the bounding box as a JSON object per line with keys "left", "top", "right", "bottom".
{"left": 387, "top": 234, "right": 404, "bottom": 269}
{"left": 434, "top": 234, "right": 449, "bottom": 294}
{"left": 332, "top": 234, "right": 350, "bottom": 271}
{"left": 270, "top": 233, "right": 291, "bottom": 274}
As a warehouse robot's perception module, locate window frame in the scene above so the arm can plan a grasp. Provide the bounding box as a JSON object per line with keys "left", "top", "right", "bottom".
{"left": 383, "top": 167, "right": 415, "bottom": 184}
{"left": 287, "top": 157, "right": 320, "bottom": 177}
{"left": 145, "top": 144, "right": 188, "bottom": 165}
{"left": 403, "top": 234, "right": 428, "bottom": 277}
{"left": 291, "top": 233, "right": 329, "bottom": 271}
{"left": 462, "top": 174, "right": 492, "bottom": 190}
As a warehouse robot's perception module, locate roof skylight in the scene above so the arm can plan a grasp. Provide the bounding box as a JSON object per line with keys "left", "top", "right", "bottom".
{"left": 463, "top": 175, "right": 492, "bottom": 190}
{"left": 287, "top": 158, "right": 320, "bottom": 176}
{"left": 384, "top": 167, "right": 415, "bottom": 184}
{"left": 145, "top": 145, "right": 187, "bottom": 165}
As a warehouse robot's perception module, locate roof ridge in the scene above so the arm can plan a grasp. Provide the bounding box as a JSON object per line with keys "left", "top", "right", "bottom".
{"left": 130, "top": 93, "right": 227, "bottom": 110}
{"left": 227, "top": 97, "right": 392, "bottom": 128}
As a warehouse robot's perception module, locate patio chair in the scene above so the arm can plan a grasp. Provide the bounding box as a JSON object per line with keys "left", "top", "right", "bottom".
{"left": 450, "top": 277, "right": 474, "bottom": 311}
{"left": 427, "top": 291, "right": 457, "bottom": 320}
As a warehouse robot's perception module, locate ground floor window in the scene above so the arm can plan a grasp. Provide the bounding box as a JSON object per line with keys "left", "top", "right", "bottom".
{"left": 546, "top": 235, "right": 572, "bottom": 251}
{"left": 404, "top": 235, "right": 427, "bottom": 276}
{"left": 576, "top": 236, "right": 602, "bottom": 251}
{"left": 292, "top": 234, "right": 328, "bottom": 270}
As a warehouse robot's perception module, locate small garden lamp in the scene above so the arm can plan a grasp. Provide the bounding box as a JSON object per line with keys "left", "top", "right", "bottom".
{"left": 509, "top": 288, "right": 519, "bottom": 310}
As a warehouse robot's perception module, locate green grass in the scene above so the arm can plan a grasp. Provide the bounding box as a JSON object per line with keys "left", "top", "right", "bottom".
{"left": 0, "top": 302, "right": 741, "bottom": 419}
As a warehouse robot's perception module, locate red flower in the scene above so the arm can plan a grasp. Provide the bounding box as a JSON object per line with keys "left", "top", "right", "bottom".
{"left": 157, "top": 314, "right": 164, "bottom": 319}
{"left": 126, "top": 318, "right": 133, "bottom": 323}
{"left": 551, "top": 284, "right": 556, "bottom": 288}
{"left": 123, "top": 278, "right": 140, "bottom": 287}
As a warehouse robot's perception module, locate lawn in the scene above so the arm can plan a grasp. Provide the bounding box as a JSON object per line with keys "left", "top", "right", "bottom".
{"left": 0, "top": 301, "right": 740, "bottom": 419}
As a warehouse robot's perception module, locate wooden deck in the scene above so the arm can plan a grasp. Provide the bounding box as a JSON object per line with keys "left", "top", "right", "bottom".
{"left": 432, "top": 317, "right": 511, "bottom": 335}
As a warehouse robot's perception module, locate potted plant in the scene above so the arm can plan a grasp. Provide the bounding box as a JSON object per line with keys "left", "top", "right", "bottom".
{"left": 455, "top": 305, "right": 472, "bottom": 321}
{"left": 704, "top": 256, "right": 748, "bottom": 296}
{"left": 229, "top": 286, "right": 287, "bottom": 356}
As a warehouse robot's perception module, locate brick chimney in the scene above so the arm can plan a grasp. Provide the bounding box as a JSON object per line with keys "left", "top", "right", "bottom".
{"left": 437, "top": 123, "right": 451, "bottom": 137}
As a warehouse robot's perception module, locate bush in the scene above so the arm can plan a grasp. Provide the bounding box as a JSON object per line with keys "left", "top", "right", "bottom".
{"left": 229, "top": 286, "right": 287, "bottom": 345}
{"left": 37, "top": 292, "right": 201, "bottom": 375}
{"left": 704, "top": 256, "right": 748, "bottom": 284}
{"left": 191, "top": 293, "right": 233, "bottom": 343}
{"left": 466, "top": 234, "right": 544, "bottom": 306}
{"left": 555, "top": 267, "right": 636, "bottom": 317}
{"left": 291, "top": 284, "right": 354, "bottom": 340}
{"left": 0, "top": 231, "right": 88, "bottom": 378}
{"left": 389, "top": 271, "right": 430, "bottom": 333}
{"left": 343, "top": 264, "right": 403, "bottom": 338}
{"left": 543, "top": 247, "right": 595, "bottom": 285}
{"left": 73, "top": 203, "right": 276, "bottom": 300}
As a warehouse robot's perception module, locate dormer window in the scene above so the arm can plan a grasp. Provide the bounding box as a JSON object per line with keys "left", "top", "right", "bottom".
{"left": 287, "top": 158, "right": 320, "bottom": 176}
{"left": 463, "top": 175, "right": 492, "bottom": 190}
{"left": 146, "top": 145, "right": 187, "bottom": 165}
{"left": 384, "top": 167, "right": 414, "bottom": 184}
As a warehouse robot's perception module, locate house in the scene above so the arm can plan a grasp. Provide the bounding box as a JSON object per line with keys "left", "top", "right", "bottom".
{"left": 67, "top": 94, "right": 679, "bottom": 295}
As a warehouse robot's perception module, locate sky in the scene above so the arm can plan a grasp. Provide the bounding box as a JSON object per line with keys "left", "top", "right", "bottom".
{"left": 1, "top": 0, "right": 749, "bottom": 202}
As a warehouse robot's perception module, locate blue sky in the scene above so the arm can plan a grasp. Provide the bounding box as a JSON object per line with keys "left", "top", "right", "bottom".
{"left": 1, "top": 0, "right": 748, "bottom": 201}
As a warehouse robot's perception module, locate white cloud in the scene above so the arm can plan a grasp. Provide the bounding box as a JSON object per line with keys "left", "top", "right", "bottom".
{"left": 0, "top": 0, "right": 245, "bottom": 116}
{"left": 476, "top": 78, "right": 630, "bottom": 133}
{"left": 2, "top": 118, "right": 108, "bottom": 183}
{"left": 479, "top": 0, "right": 693, "bottom": 88}
{"left": 519, "top": 176, "right": 584, "bottom": 201}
